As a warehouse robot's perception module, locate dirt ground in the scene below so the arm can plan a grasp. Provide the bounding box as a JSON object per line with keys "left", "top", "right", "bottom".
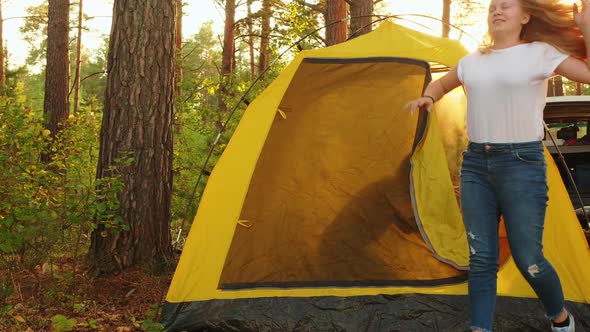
{"left": 0, "top": 257, "right": 172, "bottom": 331}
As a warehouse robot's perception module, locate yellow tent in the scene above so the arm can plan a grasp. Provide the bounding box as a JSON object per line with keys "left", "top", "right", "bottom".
{"left": 162, "top": 21, "right": 590, "bottom": 331}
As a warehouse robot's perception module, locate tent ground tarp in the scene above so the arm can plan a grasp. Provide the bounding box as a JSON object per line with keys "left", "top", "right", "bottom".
{"left": 162, "top": 295, "right": 590, "bottom": 331}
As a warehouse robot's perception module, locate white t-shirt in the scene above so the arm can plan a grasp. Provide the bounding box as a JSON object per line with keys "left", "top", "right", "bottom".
{"left": 457, "top": 41, "right": 569, "bottom": 143}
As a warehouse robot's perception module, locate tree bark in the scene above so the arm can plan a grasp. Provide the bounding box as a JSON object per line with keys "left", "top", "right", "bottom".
{"left": 326, "top": 0, "right": 347, "bottom": 45}
{"left": 0, "top": 0, "right": 4, "bottom": 93}
{"left": 217, "top": 0, "right": 235, "bottom": 126}
{"left": 442, "top": 0, "right": 451, "bottom": 38}
{"left": 349, "top": 0, "right": 373, "bottom": 38}
{"left": 42, "top": 0, "right": 70, "bottom": 163}
{"left": 90, "top": 0, "right": 175, "bottom": 274}
{"left": 554, "top": 75, "right": 564, "bottom": 96}
{"left": 247, "top": 0, "right": 255, "bottom": 80}
{"left": 73, "top": 0, "right": 83, "bottom": 115}
{"left": 175, "top": 0, "right": 182, "bottom": 96}
{"left": 258, "top": 0, "right": 271, "bottom": 74}
{"left": 576, "top": 82, "right": 583, "bottom": 96}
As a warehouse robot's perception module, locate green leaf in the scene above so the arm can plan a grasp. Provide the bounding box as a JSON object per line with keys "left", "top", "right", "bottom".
{"left": 51, "top": 314, "right": 77, "bottom": 332}
{"left": 96, "top": 203, "right": 107, "bottom": 213}
{"left": 2, "top": 217, "right": 13, "bottom": 226}
{"left": 0, "top": 242, "right": 13, "bottom": 253}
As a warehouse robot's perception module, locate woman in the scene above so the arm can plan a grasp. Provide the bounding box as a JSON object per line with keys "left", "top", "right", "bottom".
{"left": 406, "top": 0, "right": 590, "bottom": 331}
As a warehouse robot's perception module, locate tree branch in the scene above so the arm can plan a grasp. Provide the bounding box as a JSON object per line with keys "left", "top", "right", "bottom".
{"left": 80, "top": 71, "right": 105, "bottom": 83}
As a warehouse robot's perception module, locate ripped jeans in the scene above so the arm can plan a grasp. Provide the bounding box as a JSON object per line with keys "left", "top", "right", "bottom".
{"left": 460, "top": 141, "right": 565, "bottom": 332}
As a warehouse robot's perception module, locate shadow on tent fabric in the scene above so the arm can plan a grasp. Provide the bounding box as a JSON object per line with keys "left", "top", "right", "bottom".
{"left": 317, "top": 154, "right": 466, "bottom": 286}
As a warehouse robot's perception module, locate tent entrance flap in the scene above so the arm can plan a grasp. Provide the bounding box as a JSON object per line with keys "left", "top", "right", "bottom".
{"left": 218, "top": 58, "right": 466, "bottom": 289}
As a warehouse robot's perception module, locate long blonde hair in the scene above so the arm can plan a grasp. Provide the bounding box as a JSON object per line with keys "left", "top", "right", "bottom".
{"left": 483, "top": 0, "right": 586, "bottom": 58}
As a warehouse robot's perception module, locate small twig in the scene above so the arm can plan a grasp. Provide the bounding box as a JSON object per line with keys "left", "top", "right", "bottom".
{"left": 10, "top": 270, "right": 23, "bottom": 302}
{"left": 80, "top": 71, "right": 106, "bottom": 83}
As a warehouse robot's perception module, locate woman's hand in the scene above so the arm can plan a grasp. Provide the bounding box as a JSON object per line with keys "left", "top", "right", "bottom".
{"left": 405, "top": 96, "right": 435, "bottom": 114}
{"left": 574, "top": 0, "right": 590, "bottom": 34}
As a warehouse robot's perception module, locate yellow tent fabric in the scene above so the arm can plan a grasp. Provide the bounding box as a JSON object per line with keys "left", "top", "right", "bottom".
{"left": 163, "top": 21, "right": 590, "bottom": 330}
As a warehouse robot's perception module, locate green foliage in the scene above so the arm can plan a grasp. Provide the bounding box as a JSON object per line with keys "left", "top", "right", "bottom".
{"left": 131, "top": 304, "right": 165, "bottom": 332}
{"left": 2, "top": 13, "right": 109, "bottom": 257}
{"left": 20, "top": 3, "right": 49, "bottom": 66}
{"left": 0, "top": 278, "right": 13, "bottom": 306}
{"left": 562, "top": 77, "right": 590, "bottom": 96}
{"left": 0, "top": 94, "right": 123, "bottom": 274}
{"left": 273, "top": 1, "right": 324, "bottom": 51}
{"left": 78, "top": 39, "right": 108, "bottom": 108}
{"left": 0, "top": 304, "right": 13, "bottom": 323}
{"left": 19, "top": 2, "right": 107, "bottom": 113}
{"left": 78, "top": 319, "right": 98, "bottom": 329}
{"left": 172, "top": 22, "right": 223, "bottom": 227}
{"left": 51, "top": 314, "right": 77, "bottom": 332}
{"left": 8, "top": 69, "right": 44, "bottom": 112}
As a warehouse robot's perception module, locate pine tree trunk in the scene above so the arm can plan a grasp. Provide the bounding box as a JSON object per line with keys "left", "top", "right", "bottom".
{"left": 554, "top": 76, "right": 564, "bottom": 96}
{"left": 42, "top": 0, "right": 70, "bottom": 163}
{"left": 90, "top": 0, "right": 175, "bottom": 274}
{"left": 326, "top": 0, "right": 347, "bottom": 45}
{"left": 547, "top": 77, "right": 554, "bottom": 97}
{"left": 0, "top": 0, "right": 4, "bottom": 93}
{"left": 73, "top": 0, "right": 83, "bottom": 115}
{"left": 349, "top": 0, "right": 373, "bottom": 38}
{"left": 258, "top": 0, "right": 271, "bottom": 74}
{"left": 175, "top": 0, "right": 182, "bottom": 96}
{"left": 247, "top": 0, "right": 255, "bottom": 80}
{"left": 576, "top": 82, "right": 583, "bottom": 96}
{"left": 217, "top": 0, "right": 235, "bottom": 128}
{"left": 442, "top": 0, "right": 451, "bottom": 38}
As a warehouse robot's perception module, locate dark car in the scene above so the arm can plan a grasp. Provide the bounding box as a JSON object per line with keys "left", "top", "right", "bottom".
{"left": 544, "top": 96, "right": 590, "bottom": 213}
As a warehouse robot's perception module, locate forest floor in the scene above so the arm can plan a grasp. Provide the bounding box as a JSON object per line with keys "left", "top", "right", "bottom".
{"left": 0, "top": 256, "right": 173, "bottom": 331}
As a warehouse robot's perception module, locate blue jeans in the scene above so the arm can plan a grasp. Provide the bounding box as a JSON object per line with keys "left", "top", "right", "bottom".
{"left": 460, "top": 141, "right": 565, "bottom": 332}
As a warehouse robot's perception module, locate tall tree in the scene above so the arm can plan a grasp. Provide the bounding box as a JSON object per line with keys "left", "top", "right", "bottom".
{"left": 442, "top": 0, "right": 451, "bottom": 38}
{"left": 554, "top": 76, "right": 564, "bottom": 96}
{"left": 0, "top": 0, "right": 4, "bottom": 92}
{"left": 73, "top": 0, "right": 83, "bottom": 114}
{"left": 217, "top": 0, "right": 235, "bottom": 124}
{"left": 326, "top": 0, "right": 347, "bottom": 45}
{"left": 349, "top": 0, "right": 373, "bottom": 38}
{"left": 258, "top": 0, "right": 271, "bottom": 74}
{"left": 547, "top": 76, "right": 564, "bottom": 97}
{"left": 175, "top": 0, "right": 183, "bottom": 96}
{"left": 292, "top": 0, "right": 346, "bottom": 46}
{"left": 246, "top": 0, "right": 255, "bottom": 79}
{"left": 42, "top": 0, "right": 70, "bottom": 162}
{"left": 548, "top": 78, "right": 554, "bottom": 97}
{"left": 90, "top": 0, "right": 175, "bottom": 273}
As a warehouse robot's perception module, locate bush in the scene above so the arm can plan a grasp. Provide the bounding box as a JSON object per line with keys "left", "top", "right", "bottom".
{"left": 0, "top": 96, "right": 123, "bottom": 288}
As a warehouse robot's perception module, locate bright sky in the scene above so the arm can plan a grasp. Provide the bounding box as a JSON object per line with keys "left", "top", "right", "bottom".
{"left": 4, "top": 0, "right": 227, "bottom": 67}
{"left": 384, "top": 1, "right": 487, "bottom": 50}
{"left": 2, "top": 0, "right": 572, "bottom": 69}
